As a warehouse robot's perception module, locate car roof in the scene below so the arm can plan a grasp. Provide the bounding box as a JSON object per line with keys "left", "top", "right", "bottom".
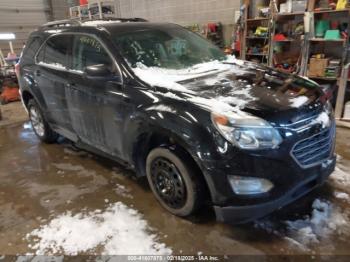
{"left": 37, "top": 19, "right": 181, "bottom": 37}
{"left": 99, "top": 22, "right": 181, "bottom": 35}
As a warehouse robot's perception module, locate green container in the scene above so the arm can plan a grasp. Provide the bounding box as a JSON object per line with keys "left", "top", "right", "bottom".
{"left": 324, "top": 30, "right": 341, "bottom": 40}
{"left": 315, "top": 20, "right": 330, "bottom": 38}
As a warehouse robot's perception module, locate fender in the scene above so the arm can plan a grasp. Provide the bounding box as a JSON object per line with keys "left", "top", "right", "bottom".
{"left": 20, "top": 69, "right": 49, "bottom": 116}
{"left": 121, "top": 100, "right": 233, "bottom": 203}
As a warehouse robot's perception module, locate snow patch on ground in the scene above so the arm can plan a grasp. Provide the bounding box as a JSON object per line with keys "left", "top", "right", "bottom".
{"left": 114, "top": 184, "right": 133, "bottom": 199}
{"left": 284, "top": 199, "right": 348, "bottom": 245}
{"left": 334, "top": 192, "right": 349, "bottom": 200}
{"left": 255, "top": 199, "right": 350, "bottom": 250}
{"left": 330, "top": 165, "right": 350, "bottom": 187}
{"left": 26, "top": 202, "right": 172, "bottom": 255}
{"left": 289, "top": 96, "right": 309, "bottom": 108}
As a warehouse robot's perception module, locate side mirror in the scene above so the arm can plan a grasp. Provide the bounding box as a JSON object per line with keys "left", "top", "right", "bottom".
{"left": 84, "top": 64, "right": 112, "bottom": 78}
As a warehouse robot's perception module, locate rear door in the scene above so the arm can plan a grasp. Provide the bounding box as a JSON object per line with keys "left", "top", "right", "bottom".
{"left": 35, "top": 34, "right": 75, "bottom": 138}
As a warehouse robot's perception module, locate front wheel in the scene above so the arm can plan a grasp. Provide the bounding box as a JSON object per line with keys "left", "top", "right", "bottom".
{"left": 28, "top": 99, "right": 58, "bottom": 143}
{"left": 146, "top": 147, "right": 205, "bottom": 217}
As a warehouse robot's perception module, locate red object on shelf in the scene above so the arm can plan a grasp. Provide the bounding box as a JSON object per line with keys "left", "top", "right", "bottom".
{"left": 80, "top": 0, "right": 88, "bottom": 5}
{"left": 274, "top": 33, "right": 287, "bottom": 41}
{"left": 207, "top": 23, "right": 217, "bottom": 32}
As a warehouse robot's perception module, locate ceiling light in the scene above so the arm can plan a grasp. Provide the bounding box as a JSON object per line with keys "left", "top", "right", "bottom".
{"left": 0, "top": 33, "right": 16, "bottom": 40}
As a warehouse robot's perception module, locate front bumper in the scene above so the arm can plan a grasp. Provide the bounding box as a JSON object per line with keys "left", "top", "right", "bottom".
{"left": 213, "top": 155, "right": 336, "bottom": 224}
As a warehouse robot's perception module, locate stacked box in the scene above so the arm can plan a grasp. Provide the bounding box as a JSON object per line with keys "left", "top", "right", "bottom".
{"left": 308, "top": 58, "right": 329, "bottom": 77}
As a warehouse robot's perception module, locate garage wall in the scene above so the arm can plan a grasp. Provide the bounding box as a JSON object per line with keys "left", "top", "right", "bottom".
{"left": 118, "top": 0, "right": 240, "bottom": 45}
{"left": 118, "top": 0, "right": 239, "bottom": 25}
{"left": 0, "top": 0, "right": 51, "bottom": 55}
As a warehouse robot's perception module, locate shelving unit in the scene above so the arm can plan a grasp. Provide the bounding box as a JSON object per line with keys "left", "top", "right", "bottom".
{"left": 241, "top": 0, "right": 272, "bottom": 65}
{"left": 69, "top": 0, "right": 119, "bottom": 20}
{"left": 241, "top": 0, "right": 350, "bottom": 127}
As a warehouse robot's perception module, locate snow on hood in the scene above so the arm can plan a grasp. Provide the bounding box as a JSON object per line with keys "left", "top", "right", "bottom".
{"left": 132, "top": 56, "right": 321, "bottom": 119}
{"left": 289, "top": 96, "right": 309, "bottom": 108}
{"left": 133, "top": 56, "right": 254, "bottom": 116}
{"left": 132, "top": 55, "right": 247, "bottom": 93}
{"left": 311, "top": 112, "right": 330, "bottom": 128}
{"left": 26, "top": 202, "right": 172, "bottom": 255}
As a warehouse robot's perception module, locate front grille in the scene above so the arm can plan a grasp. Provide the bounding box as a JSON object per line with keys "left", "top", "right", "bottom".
{"left": 291, "top": 124, "right": 335, "bottom": 168}
{"left": 280, "top": 111, "right": 320, "bottom": 133}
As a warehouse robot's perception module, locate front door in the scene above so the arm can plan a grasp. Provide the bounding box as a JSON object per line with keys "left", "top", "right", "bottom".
{"left": 65, "top": 34, "right": 125, "bottom": 157}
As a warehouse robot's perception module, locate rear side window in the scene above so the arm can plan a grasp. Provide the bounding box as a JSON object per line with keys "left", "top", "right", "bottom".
{"left": 36, "top": 35, "right": 71, "bottom": 69}
{"left": 72, "top": 35, "right": 113, "bottom": 71}
{"left": 21, "top": 36, "right": 43, "bottom": 64}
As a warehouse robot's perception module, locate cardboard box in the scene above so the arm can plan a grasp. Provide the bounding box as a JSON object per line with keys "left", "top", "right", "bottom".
{"left": 308, "top": 58, "right": 329, "bottom": 77}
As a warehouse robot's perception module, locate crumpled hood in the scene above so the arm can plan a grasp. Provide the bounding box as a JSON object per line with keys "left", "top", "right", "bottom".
{"left": 176, "top": 61, "right": 323, "bottom": 113}
{"left": 133, "top": 58, "right": 325, "bottom": 123}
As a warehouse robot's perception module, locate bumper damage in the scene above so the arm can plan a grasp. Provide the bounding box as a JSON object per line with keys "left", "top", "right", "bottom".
{"left": 214, "top": 155, "right": 336, "bottom": 224}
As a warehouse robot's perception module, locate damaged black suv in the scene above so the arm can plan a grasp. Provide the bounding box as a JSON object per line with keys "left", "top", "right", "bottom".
{"left": 18, "top": 19, "right": 336, "bottom": 224}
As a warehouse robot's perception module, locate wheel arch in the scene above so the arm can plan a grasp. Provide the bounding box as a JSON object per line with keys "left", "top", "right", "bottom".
{"left": 21, "top": 90, "right": 34, "bottom": 109}
{"left": 131, "top": 128, "right": 212, "bottom": 203}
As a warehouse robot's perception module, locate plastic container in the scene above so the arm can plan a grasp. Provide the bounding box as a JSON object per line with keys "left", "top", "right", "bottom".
{"left": 324, "top": 30, "right": 341, "bottom": 40}
{"left": 316, "top": 20, "right": 330, "bottom": 38}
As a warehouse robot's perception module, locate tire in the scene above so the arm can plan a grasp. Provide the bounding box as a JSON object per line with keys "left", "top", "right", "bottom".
{"left": 146, "top": 147, "right": 205, "bottom": 217}
{"left": 28, "top": 99, "right": 58, "bottom": 143}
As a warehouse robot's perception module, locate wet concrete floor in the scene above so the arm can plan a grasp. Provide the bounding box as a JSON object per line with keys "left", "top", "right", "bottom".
{"left": 0, "top": 122, "right": 350, "bottom": 256}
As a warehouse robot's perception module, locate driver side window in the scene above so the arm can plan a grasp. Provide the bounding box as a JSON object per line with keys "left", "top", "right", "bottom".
{"left": 72, "top": 35, "right": 113, "bottom": 72}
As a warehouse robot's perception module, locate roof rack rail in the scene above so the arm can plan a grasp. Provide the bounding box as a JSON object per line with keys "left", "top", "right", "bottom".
{"left": 80, "top": 17, "right": 148, "bottom": 23}
{"left": 40, "top": 19, "right": 82, "bottom": 29}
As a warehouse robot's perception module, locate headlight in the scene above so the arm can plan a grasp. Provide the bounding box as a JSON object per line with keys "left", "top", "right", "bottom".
{"left": 211, "top": 112, "right": 282, "bottom": 150}
{"left": 228, "top": 175, "right": 274, "bottom": 195}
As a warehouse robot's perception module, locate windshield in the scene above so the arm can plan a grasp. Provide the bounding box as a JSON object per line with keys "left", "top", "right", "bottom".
{"left": 112, "top": 27, "right": 226, "bottom": 69}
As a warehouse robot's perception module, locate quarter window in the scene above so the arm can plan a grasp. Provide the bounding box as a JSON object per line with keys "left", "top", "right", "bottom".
{"left": 36, "top": 35, "right": 71, "bottom": 68}
{"left": 72, "top": 35, "right": 113, "bottom": 72}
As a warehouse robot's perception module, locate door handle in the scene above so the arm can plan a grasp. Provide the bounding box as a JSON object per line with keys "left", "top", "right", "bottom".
{"left": 66, "top": 83, "right": 78, "bottom": 90}
{"left": 107, "top": 81, "right": 123, "bottom": 91}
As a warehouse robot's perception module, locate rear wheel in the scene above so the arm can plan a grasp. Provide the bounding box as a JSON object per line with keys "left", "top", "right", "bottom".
{"left": 28, "top": 99, "right": 58, "bottom": 143}
{"left": 146, "top": 147, "right": 204, "bottom": 217}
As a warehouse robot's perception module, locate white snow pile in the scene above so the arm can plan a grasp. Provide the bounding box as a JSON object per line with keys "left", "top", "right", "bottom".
{"left": 256, "top": 199, "right": 350, "bottom": 250}
{"left": 186, "top": 96, "right": 253, "bottom": 116}
{"left": 38, "top": 62, "right": 83, "bottom": 74}
{"left": 334, "top": 192, "right": 349, "bottom": 200}
{"left": 284, "top": 199, "right": 349, "bottom": 245}
{"left": 330, "top": 164, "right": 350, "bottom": 187}
{"left": 114, "top": 184, "right": 133, "bottom": 199}
{"left": 82, "top": 20, "right": 121, "bottom": 26}
{"left": 289, "top": 96, "right": 309, "bottom": 108}
{"left": 132, "top": 56, "right": 247, "bottom": 92}
{"left": 26, "top": 202, "right": 172, "bottom": 255}
{"left": 311, "top": 112, "right": 330, "bottom": 128}
{"left": 38, "top": 61, "right": 66, "bottom": 70}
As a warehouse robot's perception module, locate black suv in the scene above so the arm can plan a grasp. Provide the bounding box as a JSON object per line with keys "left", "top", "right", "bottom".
{"left": 18, "top": 19, "right": 336, "bottom": 224}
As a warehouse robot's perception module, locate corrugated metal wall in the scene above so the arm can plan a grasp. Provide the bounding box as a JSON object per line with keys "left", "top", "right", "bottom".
{"left": 0, "top": 0, "right": 240, "bottom": 55}
{"left": 0, "top": 0, "right": 50, "bottom": 55}
{"left": 118, "top": 0, "right": 240, "bottom": 26}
